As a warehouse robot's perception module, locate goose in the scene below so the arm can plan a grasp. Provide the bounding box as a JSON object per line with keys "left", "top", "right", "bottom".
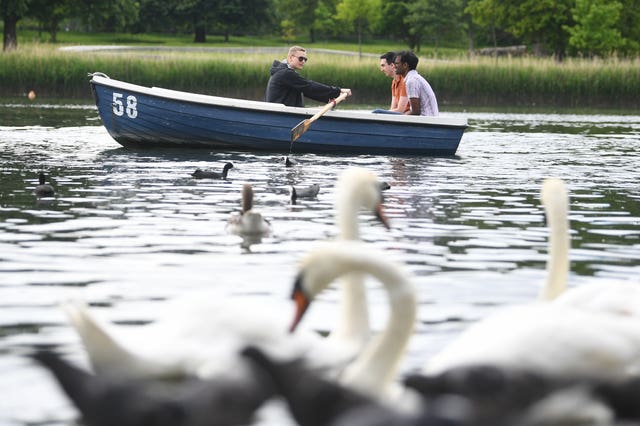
{"left": 226, "top": 183, "right": 272, "bottom": 236}
{"left": 289, "top": 240, "right": 417, "bottom": 402}
{"left": 32, "top": 350, "right": 274, "bottom": 426}
{"left": 34, "top": 172, "right": 55, "bottom": 197}
{"left": 291, "top": 183, "right": 320, "bottom": 201}
{"left": 191, "top": 162, "right": 234, "bottom": 179}
{"left": 538, "top": 178, "right": 640, "bottom": 316}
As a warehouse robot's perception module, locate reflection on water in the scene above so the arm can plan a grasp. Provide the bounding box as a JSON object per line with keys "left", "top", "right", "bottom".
{"left": 1, "top": 104, "right": 639, "bottom": 425}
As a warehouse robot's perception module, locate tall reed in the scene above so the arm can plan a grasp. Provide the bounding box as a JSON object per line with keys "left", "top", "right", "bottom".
{"left": 2, "top": 45, "right": 638, "bottom": 109}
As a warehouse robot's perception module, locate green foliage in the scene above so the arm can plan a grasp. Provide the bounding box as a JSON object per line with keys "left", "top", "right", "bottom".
{"left": 404, "top": 0, "right": 464, "bottom": 53}
{"left": 335, "top": 0, "right": 381, "bottom": 53}
{"left": 566, "top": 0, "right": 623, "bottom": 57}
{"left": 76, "top": 0, "right": 140, "bottom": 32}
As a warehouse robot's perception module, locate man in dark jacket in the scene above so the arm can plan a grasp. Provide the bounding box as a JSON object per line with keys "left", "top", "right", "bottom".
{"left": 266, "top": 46, "right": 352, "bottom": 107}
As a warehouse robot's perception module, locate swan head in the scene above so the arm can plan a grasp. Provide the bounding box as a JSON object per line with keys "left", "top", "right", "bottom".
{"left": 289, "top": 241, "right": 407, "bottom": 332}
{"left": 541, "top": 178, "right": 568, "bottom": 223}
{"left": 336, "top": 168, "right": 390, "bottom": 233}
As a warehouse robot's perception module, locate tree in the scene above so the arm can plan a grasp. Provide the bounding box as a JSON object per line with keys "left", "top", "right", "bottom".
{"left": 466, "top": 0, "right": 573, "bottom": 57}
{"left": 75, "top": 0, "right": 139, "bottom": 32}
{"left": 376, "top": 0, "right": 411, "bottom": 46}
{"left": 275, "top": 0, "right": 320, "bottom": 41}
{"left": 27, "top": 0, "right": 74, "bottom": 42}
{"left": 1, "top": 0, "right": 30, "bottom": 51}
{"left": 404, "top": 0, "right": 463, "bottom": 53}
{"left": 175, "top": 0, "right": 216, "bottom": 42}
{"left": 617, "top": 0, "right": 640, "bottom": 54}
{"left": 214, "top": 0, "right": 272, "bottom": 41}
{"left": 465, "top": 0, "right": 508, "bottom": 49}
{"left": 566, "top": 0, "right": 624, "bottom": 57}
{"left": 335, "top": 0, "right": 381, "bottom": 56}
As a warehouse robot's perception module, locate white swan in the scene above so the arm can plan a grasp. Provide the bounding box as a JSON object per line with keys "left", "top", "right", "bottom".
{"left": 327, "top": 168, "right": 390, "bottom": 354}
{"left": 62, "top": 168, "right": 389, "bottom": 381}
{"left": 226, "top": 183, "right": 272, "bottom": 236}
{"left": 537, "top": 177, "right": 570, "bottom": 301}
{"left": 290, "top": 240, "right": 416, "bottom": 400}
{"left": 422, "top": 178, "right": 640, "bottom": 380}
{"left": 538, "top": 177, "right": 640, "bottom": 316}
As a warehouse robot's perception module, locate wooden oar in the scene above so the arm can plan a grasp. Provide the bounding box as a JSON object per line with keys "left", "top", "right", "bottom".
{"left": 290, "top": 92, "right": 349, "bottom": 142}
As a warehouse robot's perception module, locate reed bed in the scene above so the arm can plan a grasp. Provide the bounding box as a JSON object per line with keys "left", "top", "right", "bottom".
{"left": 2, "top": 45, "right": 639, "bottom": 109}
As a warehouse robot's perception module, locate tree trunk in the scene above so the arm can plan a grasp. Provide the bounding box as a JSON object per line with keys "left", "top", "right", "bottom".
{"left": 3, "top": 16, "right": 18, "bottom": 51}
{"left": 194, "top": 25, "right": 206, "bottom": 43}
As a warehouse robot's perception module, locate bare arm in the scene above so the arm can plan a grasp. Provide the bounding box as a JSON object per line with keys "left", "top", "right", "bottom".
{"left": 394, "top": 96, "right": 409, "bottom": 113}
{"left": 406, "top": 98, "right": 421, "bottom": 115}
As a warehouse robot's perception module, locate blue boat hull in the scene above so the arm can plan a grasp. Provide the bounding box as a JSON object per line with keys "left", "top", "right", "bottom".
{"left": 90, "top": 74, "right": 467, "bottom": 156}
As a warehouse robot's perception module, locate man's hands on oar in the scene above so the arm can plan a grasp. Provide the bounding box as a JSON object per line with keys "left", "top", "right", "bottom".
{"left": 290, "top": 91, "right": 350, "bottom": 142}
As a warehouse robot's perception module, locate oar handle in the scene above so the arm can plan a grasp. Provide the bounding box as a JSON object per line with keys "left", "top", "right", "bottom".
{"left": 290, "top": 92, "right": 349, "bottom": 142}
{"left": 307, "top": 92, "right": 349, "bottom": 125}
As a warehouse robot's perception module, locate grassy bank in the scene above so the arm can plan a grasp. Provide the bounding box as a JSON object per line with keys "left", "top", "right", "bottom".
{"left": 2, "top": 44, "right": 639, "bottom": 109}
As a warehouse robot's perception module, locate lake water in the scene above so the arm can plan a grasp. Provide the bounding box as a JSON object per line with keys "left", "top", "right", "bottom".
{"left": 1, "top": 102, "right": 639, "bottom": 425}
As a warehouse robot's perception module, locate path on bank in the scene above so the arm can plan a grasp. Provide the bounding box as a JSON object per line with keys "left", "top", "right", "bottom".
{"left": 59, "top": 45, "right": 378, "bottom": 57}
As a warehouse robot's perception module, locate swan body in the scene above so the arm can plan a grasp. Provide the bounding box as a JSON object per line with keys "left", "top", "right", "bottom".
{"left": 62, "top": 294, "right": 352, "bottom": 382}
{"left": 191, "top": 162, "right": 234, "bottom": 179}
{"left": 226, "top": 184, "right": 271, "bottom": 236}
{"left": 423, "top": 302, "right": 640, "bottom": 381}
{"left": 34, "top": 172, "right": 55, "bottom": 197}
{"left": 290, "top": 241, "right": 416, "bottom": 400}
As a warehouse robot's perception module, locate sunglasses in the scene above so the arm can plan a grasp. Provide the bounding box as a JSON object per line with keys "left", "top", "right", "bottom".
{"left": 297, "top": 56, "right": 308, "bottom": 62}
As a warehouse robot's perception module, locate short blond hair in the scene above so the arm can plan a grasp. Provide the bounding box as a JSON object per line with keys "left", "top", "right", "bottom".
{"left": 288, "top": 46, "right": 306, "bottom": 56}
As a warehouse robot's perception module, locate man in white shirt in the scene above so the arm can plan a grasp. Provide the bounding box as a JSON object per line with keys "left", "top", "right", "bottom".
{"left": 393, "top": 51, "right": 438, "bottom": 116}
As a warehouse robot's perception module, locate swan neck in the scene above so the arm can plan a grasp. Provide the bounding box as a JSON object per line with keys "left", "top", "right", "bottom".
{"left": 340, "top": 261, "right": 416, "bottom": 396}
{"left": 539, "top": 205, "right": 570, "bottom": 301}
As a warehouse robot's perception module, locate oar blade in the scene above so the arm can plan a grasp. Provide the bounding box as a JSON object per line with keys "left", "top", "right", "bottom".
{"left": 290, "top": 119, "right": 311, "bottom": 142}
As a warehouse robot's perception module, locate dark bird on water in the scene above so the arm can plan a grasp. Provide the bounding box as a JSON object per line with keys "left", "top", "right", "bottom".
{"left": 34, "top": 172, "right": 55, "bottom": 197}
{"left": 191, "top": 162, "right": 234, "bottom": 179}
{"left": 31, "top": 350, "right": 275, "bottom": 426}
{"left": 291, "top": 184, "right": 320, "bottom": 202}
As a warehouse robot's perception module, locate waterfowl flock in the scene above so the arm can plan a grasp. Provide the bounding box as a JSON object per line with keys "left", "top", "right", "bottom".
{"left": 30, "top": 167, "right": 640, "bottom": 426}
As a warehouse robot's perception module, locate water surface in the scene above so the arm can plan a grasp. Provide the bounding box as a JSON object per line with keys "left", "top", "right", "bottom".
{"left": 1, "top": 103, "right": 639, "bottom": 425}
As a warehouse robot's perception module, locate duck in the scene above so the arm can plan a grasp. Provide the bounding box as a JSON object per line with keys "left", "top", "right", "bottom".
{"left": 191, "top": 162, "right": 234, "bottom": 179}
{"left": 34, "top": 172, "right": 55, "bottom": 197}
{"left": 226, "top": 183, "right": 271, "bottom": 236}
{"left": 32, "top": 350, "right": 274, "bottom": 426}
{"left": 538, "top": 177, "right": 640, "bottom": 316}
{"left": 291, "top": 183, "right": 320, "bottom": 202}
